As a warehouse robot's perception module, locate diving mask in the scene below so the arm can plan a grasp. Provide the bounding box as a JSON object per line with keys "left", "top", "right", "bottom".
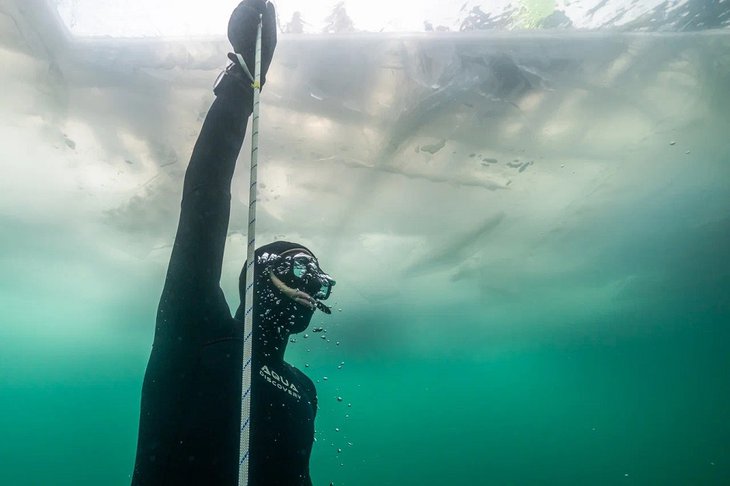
{"left": 267, "top": 250, "right": 336, "bottom": 313}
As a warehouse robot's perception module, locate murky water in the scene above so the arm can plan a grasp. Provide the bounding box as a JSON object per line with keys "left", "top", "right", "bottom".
{"left": 1, "top": 2, "right": 729, "bottom": 485}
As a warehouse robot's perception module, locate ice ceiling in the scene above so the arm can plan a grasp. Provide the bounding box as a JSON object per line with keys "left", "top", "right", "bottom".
{"left": 55, "top": 0, "right": 730, "bottom": 36}
{"left": 1, "top": 0, "right": 729, "bottom": 354}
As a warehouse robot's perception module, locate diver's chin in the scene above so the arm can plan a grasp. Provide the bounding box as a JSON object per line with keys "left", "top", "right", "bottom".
{"left": 289, "top": 312, "right": 314, "bottom": 334}
{"left": 290, "top": 323, "right": 308, "bottom": 334}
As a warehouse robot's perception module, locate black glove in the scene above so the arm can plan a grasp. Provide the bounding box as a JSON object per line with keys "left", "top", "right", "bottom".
{"left": 227, "top": 0, "right": 277, "bottom": 87}
{"left": 241, "top": 0, "right": 268, "bottom": 15}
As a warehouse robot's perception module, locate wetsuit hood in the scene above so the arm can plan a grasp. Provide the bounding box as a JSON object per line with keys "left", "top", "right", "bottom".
{"left": 235, "top": 241, "right": 322, "bottom": 332}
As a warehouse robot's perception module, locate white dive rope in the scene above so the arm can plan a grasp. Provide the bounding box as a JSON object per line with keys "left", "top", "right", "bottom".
{"left": 238, "top": 14, "right": 263, "bottom": 486}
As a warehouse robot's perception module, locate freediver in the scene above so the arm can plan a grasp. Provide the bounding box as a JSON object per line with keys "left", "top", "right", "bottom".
{"left": 131, "top": 1, "right": 336, "bottom": 484}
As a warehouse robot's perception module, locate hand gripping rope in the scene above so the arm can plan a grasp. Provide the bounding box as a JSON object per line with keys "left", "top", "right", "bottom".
{"left": 238, "top": 14, "right": 263, "bottom": 486}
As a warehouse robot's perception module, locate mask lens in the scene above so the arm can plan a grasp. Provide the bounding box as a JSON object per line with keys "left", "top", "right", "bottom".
{"left": 280, "top": 253, "right": 335, "bottom": 300}
{"left": 315, "top": 283, "right": 330, "bottom": 300}
{"left": 292, "top": 258, "right": 308, "bottom": 278}
{"left": 286, "top": 253, "right": 335, "bottom": 301}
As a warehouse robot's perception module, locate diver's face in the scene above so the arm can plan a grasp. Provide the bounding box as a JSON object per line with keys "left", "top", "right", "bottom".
{"left": 261, "top": 249, "right": 335, "bottom": 333}
{"left": 272, "top": 251, "right": 336, "bottom": 310}
{"left": 255, "top": 282, "right": 314, "bottom": 339}
{"left": 268, "top": 273, "right": 315, "bottom": 333}
{"left": 269, "top": 273, "right": 316, "bottom": 310}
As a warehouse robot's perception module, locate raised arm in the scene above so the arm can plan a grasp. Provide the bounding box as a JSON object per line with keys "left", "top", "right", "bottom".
{"left": 157, "top": 0, "right": 277, "bottom": 337}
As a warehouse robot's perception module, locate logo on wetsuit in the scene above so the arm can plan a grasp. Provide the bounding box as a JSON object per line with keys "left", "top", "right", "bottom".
{"left": 259, "top": 365, "right": 301, "bottom": 400}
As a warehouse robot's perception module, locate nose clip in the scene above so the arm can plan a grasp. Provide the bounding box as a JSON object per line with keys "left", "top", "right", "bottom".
{"left": 314, "top": 300, "right": 332, "bottom": 315}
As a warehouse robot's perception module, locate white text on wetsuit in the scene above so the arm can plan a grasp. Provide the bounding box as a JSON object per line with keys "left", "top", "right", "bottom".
{"left": 259, "top": 365, "right": 301, "bottom": 400}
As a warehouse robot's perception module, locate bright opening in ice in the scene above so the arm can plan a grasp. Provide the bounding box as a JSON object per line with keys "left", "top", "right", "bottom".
{"left": 53, "top": 0, "right": 730, "bottom": 37}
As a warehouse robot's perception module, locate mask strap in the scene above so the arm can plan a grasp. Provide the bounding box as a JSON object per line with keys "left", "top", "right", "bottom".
{"left": 279, "top": 248, "right": 314, "bottom": 258}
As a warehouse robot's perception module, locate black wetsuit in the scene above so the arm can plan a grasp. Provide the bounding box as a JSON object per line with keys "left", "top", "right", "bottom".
{"left": 132, "top": 75, "right": 317, "bottom": 485}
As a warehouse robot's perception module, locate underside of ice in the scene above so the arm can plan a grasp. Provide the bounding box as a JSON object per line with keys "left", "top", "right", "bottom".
{"left": 1, "top": 1, "right": 729, "bottom": 347}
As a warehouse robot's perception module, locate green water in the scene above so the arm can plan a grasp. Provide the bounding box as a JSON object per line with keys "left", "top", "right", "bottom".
{"left": 2, "top": 307, "right": 728, "bottom": 484}
{"left": 2, "top": 225, "right": 728, "bottom": 485}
